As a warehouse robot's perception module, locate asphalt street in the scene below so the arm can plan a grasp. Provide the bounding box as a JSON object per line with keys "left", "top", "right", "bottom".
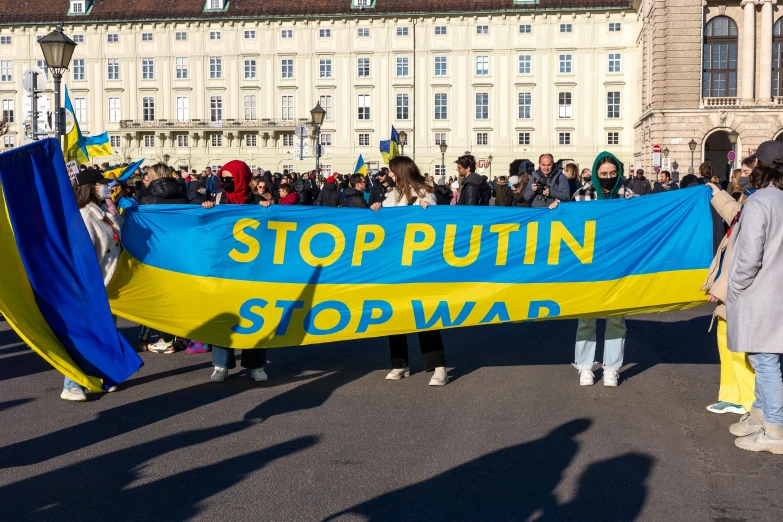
{"left": 1, "top": 306, "right": 781, "bottom": 521}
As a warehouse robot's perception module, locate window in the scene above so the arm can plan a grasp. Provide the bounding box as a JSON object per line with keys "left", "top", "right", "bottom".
{"left": 0, "top": 61, "right": 11, "bottom": 82}
{"left": 319, "top": 29, "right": 331, "bottom": 38}
{"left": 209, "top": 0, "right": 224, "bottom": 8}
{"left": 210, "top": 96, "right": 223, "bottom": 122}
{"left": 320, "top": 133, "right": 332, "bottom": 153}
{"left": 107, "top": 34, "right": 118, "bottom": 43}
{"left": 142, "top": 97, "right": 155, "bottom": 121}
{"left": 176, "top": 96, "right": 189, "bottom": 121}
{"left": 476, "top": 25, "right": 489, "bottom": 35}
{"left": 607, "top": 91, "right": 621, "bottom": 118}
{"left": 518, "top": 132, "right": 530, "bottom": 145}
{"left": 176, "top": 57, "right": 188, "bottom": 79}
{"left": 435, "top": 56, "right": 447, "bottom": 76}
{"left": 73, "top": 97, "right": 87, "bottom": 122}
{"left": 559, "top": 132, "right": 571, "bottom": 145}
{"left": 358, "top": 133, "right": 370, "bottom": 146}
{"left": 2, "top": 99, "right": 13, "bottom": 123}
{"left": 245, "top": 134, "right": 257, "bottom": 147}
{"left": 560, "top": 24, "right": 573, "bottom": 33}
{"left": 141, "top": 33, "right": 153, "bottom": 42}
{"left": 143, "top": 134, "right": 155, "bottom": 148}
{"left": 435, "top": 26, "right": 447, "bottom": 36}
{"left": 559, "top": 54, "right": 572, "bottom": 74}
{"left": 281, "top": 29, "right": 293, "bottom": 39}
{"left": 70, "top": 1, "right": 84, "bottom": 14}
{"left": 244, "top": 95, "right": 257, "bottom": 120}
{"left": 281, "top": 95, "right": 294, "bottom": 120}
{"left": 558, "top": 92, "right": 572, "bottom": 118}
{"left": 434, "top": 93, "right": 448, "bottom": 120}
{"left": 244, "top": 59, "right": 257, "bottom": 79}
{"left": 518, "top": 92, "right": 532, "bottom": 119}
{"left": 211, "top": 134, "right": 223, "bottom": 147}
{"left": 319, "top": 59, "right": 332, "bottom": 79}
{"left": 396, "top": 94, "right": 409, "bottom": 120}
{"left": 519, "top": 24, "right": 532, "bottom": 34}
{"left": 608, "top": 53, "right": 621, "bottom": 73}
{"left": 281, "top": 59, "right": 293, "bottom": 79}
{"left": 358, "top": 57, "right": 370, "bottom": 77}
{"left": 210, "top": 57, "right": 222, "bottom": 79}
{"left": 397, "top": 57, "right": 409, "bottom": 77}
{"left": 476, "top": 56, "right": 489, "bottom": 76}
{"left": 703, "top": 16, "right": 738, "bottom": 97}
{"left": 282, "top": 134, "right": 294, "bottom": 147}
{"left": 72, "top": 59, "right": 85, "bottom": 81}
{"left": 358, "top": 94, "right": 371, "bottom": 119}
{"left": 107, "top": 59, "right": 120, "bottom": 80}
{"left": 518, "top": 55, "right": 531, "bottom": 74}
{"left": 358, "top": 28, "right": 370, "bottom": 37}
{"left": 475, "top": 93, "right": 489, "bottom": 119}
{"left": 176, "top": 32, "right": 187, "bottom": 41}
{"left": 435, "top": 132, "right": 448, "bottom": 145}
{"left": 476, "top": 132, "right": 488, "bottom": 146}
{"left": 108, "top": 97, "right": 121, "bottom": 122}
{"left": 73, "top": 34, "right": 84, "bottom": 44}
{"left": 609, "top": 22, "right": 622, "bottom": 32}
{"left": 435, "top": 164, "right": 446, "bottom": 177}
{"left": 607, "top": 132, "right": 619, "bottom": 145}
{"left": 209, "top": 31, "right": 222, "bottom": 41}
{"left": 319, "top": 95, "right": 333, "bottom": 121}
{"left": 142, "top": 58, "right": 154, "bottom": 80}
{"left": 177, "top": 134, "right": 189, "bottom": 147}
{"left": 244, "top": 30, "right": 256, "bottom": 40}
{"left": 321, "top": 164, "right": 332, "bottom": 177}
{"left": 775, "top": 19, "right": 783, "bottom": 96}
{"left": 110, "top": 135, "right": 121, "bottom": 148}
{"left": 397, "top": 27, "right": 409, "bottom": 36}
{"left": 36, "top": 60, "right": 48, "bottom": 79}
{"left": 3, "top": 136, "right": 13, "bottom": 149}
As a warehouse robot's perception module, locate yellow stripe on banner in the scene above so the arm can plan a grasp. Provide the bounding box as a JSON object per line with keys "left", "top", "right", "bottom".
{"left": 0, "top": 182, "right": 103, "bottom": 391}
{"left": 107, "top": 251, "right": 709, "bottom": 349}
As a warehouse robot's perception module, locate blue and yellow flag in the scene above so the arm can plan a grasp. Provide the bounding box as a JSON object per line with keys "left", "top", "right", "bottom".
{"left": 63, "top": 85, "right": 88, "bottom": 164}
{"left": 380, "top": 126, "right": 402, "bottom": 164}
{"left": 104, "top": 159, "right": 144, "bottom": 182}
{"left": 83, "top": 132, "right": 113, "bottom": 159}
{"left": 354, "top": 154, "right": 368, "bottom": 176}
{"left": 0, "top": 139, "right": 142, "bottom": 391}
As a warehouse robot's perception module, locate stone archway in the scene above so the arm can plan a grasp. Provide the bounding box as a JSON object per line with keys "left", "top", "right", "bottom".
{"left": 704, "top": 130, "right": 732, "bottom": 182}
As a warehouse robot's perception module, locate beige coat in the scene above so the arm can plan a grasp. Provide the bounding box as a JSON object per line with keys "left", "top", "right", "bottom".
{"left": 701, "top": 190, "right": 745, "bottom": 320}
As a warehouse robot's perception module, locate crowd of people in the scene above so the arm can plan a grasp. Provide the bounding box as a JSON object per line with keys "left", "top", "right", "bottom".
{"left": 63, "top": 141, "right": 783, "bottom": 455}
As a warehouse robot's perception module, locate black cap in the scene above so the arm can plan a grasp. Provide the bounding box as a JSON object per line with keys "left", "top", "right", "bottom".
{"left": 75, "top": 168, "right": 111, "bottom": 186}
{"left": 750, "top": 140, "right": 783, "bottom": 165}
{"left": 636, "top": 168, "right": 644, "bottom": 175}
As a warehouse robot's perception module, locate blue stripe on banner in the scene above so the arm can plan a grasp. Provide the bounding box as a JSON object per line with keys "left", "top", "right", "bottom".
{"left": 120, "top": 186, "right": 713, "bottom": 286}
{"left": 0, "top": 139, "right": 142, "bottom": 388}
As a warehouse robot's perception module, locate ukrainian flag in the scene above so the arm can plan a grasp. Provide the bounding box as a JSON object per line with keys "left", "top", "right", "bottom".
{"left": 380, "top": 126, "right": 402, "bottom": 164}
{"left": 104, "top": 159, "right": 144, "bottom": 182}
{"left": 84, "top": 132, "right": 113, "bottom": 159}
{"left": 63, "top": 86, "right": 88, "bottom": 164}
{"left": 0, "top": 139, "right": 142, "bottom": 391}
{"left": 354, "top": 154, "right": 368, "bottom": 176}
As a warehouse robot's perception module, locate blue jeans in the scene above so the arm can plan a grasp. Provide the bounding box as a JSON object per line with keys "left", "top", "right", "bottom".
{"left": 212, "top": 347, "right": 266, "bottom": 370}
{"left": 63, "top": 376, "right": 81, "bottom": 390}
{"left": 573, "top": 317, "right": 626, "bottom": 371}
{"left": 748, "top": 353, "right": 783, "bottom": 424}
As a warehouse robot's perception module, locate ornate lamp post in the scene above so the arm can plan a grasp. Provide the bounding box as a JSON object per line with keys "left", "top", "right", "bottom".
{"left": 38, "top": 25, "right": 77, "bottom": 142}
{"left": 728, "top": 130, "right": 739, "bottom": 170}
{"left": 310, "top": 102, "right": 326, "bottom": 175}
{"left": 487, "top": 154, "right": 493, "bottom": 180}
{"left": 688, "top": 138, "right": 698, "bottom": 171}
{"left": 439, "top": 141, "right": 447, "bottom": 180}
{"left": 163, "top": 153, "right": 170, "bottom": 165}
{"left": 398, "top": 131, "right": 407, "bottom": 156}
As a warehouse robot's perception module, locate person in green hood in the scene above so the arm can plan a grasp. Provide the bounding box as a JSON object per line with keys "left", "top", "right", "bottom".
{"left": 551, "top": 152, "right": 636, "bottom": 386}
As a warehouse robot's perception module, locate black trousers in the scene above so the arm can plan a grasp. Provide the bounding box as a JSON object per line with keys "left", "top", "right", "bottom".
{"left": 389, "top": 330, "right": 446, "bottom": 371}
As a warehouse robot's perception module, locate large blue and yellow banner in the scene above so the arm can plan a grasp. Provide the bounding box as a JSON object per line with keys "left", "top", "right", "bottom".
{"left": 107, "top": 187, "right": 713, "bottom": 348}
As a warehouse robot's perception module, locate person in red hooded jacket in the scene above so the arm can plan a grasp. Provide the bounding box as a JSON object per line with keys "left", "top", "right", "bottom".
{"left": 200, "top": 160, "right": 269, "bottom": 382}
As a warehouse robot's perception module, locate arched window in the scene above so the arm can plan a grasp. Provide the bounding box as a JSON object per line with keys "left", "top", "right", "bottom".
{"left": 703, "top": 16, "right": 738, "bottom": 98}
{"left": 774, "top": 19, "right": 783, "bottom": 96}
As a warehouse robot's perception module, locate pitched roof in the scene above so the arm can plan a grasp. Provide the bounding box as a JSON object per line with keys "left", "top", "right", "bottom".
{"left": 0, "top": 0, "right": 633, "bottom": 25}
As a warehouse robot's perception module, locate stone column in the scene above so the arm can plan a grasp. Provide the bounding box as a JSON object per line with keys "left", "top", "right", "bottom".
{"left": 741, "top": 0, "right": 756, "bottom": 101}
{"left": 759, "top": 0, "right": 775, "bottom": 101}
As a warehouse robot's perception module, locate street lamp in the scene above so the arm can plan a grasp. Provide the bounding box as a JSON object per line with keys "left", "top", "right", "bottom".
{"left": 439, "top": 141, "right": 447, "bottom": 180}
{"left": 163, "top": 153, "right": 170, "bottom": 165}
{"left": 663, "top": 147, "right": 669, "bottom": 158}
{"left": 488, "top": 154, "right": 493, "bottom": 180}
{"left": 399, "top": 131, "right": 407, "bottom": 156}
{"left": 310, "top": 102, "right": 326, "bottom": 175}
{"left": 728, "top": 130, "right": 739, "bottom": 170}
{"left": 688, "top": 138, "right": 698, "bottom": 171}
{"left": 38, "top": 24, "right": 77, "bottom": 141}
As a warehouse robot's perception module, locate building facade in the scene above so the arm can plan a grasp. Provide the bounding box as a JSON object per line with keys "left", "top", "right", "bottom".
{"left": 0, "top": 0, "right": 639, "bottom": 175}
{"left": 634, "top": 0, "right": 783, "bottom": 181}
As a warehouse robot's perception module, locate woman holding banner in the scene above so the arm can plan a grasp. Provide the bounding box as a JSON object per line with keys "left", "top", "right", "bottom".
{"left": 371, "top": 156, "right": 449, "bottom": 386}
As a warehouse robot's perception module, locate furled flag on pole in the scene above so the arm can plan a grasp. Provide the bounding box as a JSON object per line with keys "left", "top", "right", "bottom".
{"left": 354, "top": 154, "right": 368, "bottom": 176}
{"left": 104, "top": 159, "right": 145, "bottom": 182}
{"left": 62, "top": 85, "right": 88, "bottom": 164}
{"left": 379, "top": 126, "right": 402, "bottom": 164}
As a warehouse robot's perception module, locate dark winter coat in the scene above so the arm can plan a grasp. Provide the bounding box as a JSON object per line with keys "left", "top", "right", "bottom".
{"left": 315, "top": 181, "right": 342, "bottom": 207}
{"left": 627, "top": 177, "right": 653, "bottom": 196}
{"left": 522, "top": 169, "right": 571, "bottom": 208}
{"left": 343, "top": 187, "right": 369, "bottom": 208}
{"left": 458, "top": 172, "right": 483, "bottom": 206}
{"left": 139, "top": 177, "right": 189, "bottom": 205}
{"left": 434, "top": 185, "right": 453, "bottom": 206}
{"left": 492, "top": 182, "right": 515, "bottom": 206}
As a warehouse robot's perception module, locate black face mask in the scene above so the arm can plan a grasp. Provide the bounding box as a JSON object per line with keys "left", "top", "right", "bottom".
{"left": 738, "top": 176, "right": 753, "bottom": 192}
{"left": 598, "top": 176, "right": 617, "bottom": 191}
{"left": 221, "top": 178, "right": 235, "bottom": 193}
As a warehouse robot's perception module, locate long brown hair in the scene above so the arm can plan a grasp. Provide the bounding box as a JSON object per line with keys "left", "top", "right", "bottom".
{"left": 751, "top": 160, "right": 783, "bottom": 190}
{"left": 388, "top": 156, "right": 433, "bottom": 204}
{"left": 72, "top": 182, "right": 100, "bottom": 209}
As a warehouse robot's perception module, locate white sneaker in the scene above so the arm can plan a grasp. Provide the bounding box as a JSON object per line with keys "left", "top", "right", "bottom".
{"left": 385, "top": 368, "right": 410, "bottom": 380}
{"left": 603, "top": 370, "right": 620, "bottom": 387}
{"left": 60, "top": 387, "right": 87, "bottom": 402}
{"left": 210, "top": 367, "right": 228, "bottom": 382}
{"left": 148, "top": 339, "right": 174, "bottom": 353}
{"left": 579, "top": 370, "right": 595, "bottom": 386}
{"left": 428, "top": 367, "right": 449, "bottom": 386}
{"left": 251, "top": 368, "right": 268, "bottom": 382}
